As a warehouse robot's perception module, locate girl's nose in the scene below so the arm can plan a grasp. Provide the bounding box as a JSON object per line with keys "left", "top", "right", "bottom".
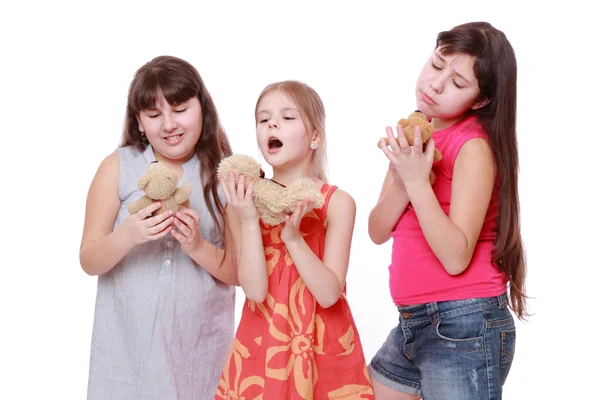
{"left": 268, "top": 118, "right": 279, "bottom": 129}
{"left": 163, "top": 113, "right": 178, "bottom": 132}
{"left": 430, "top": 76, "right": 444, "bottom": 94}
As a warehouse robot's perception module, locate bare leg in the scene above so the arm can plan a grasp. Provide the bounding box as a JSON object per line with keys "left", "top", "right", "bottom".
{"left": 372, "top": 379, "right": 421, "bottom": 400}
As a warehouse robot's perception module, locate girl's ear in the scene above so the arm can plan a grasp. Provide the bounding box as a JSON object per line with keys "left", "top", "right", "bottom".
{"left": 471, "top": 97, "right": 490, "bottom": 111}
{"left": 136, "top": 114, "right": 144, "bottom": 133}
{"left": 310, "top": 130, "right": 320, "bottom": 149}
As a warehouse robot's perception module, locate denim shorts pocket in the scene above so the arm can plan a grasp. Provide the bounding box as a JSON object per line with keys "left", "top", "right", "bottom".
{"left": 500, "top": 327, "right": 516, "bottom": 384}
{"left": 434, "top": 310, "right": 485, "bottom": 352}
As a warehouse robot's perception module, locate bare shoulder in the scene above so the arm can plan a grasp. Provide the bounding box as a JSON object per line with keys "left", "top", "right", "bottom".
{"left": 87, "top": 150, "right": 120, "bottom": 197}
{"left": 97, "top": 150, "right": 120, "bottom": 175}
{"left": 327, "top": 187, "right": 356, "bottom": 221}
{"left": 456, "top": 138, "right": 494, "bottom": 164}
{"left": 81, "top": 150, "right": 122, "bottom": 245}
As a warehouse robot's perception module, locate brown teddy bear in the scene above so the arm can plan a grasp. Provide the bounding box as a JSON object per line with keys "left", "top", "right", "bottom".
{"left": 127, "top": 161, "right": 192, "bottom": 216}
{"left": 217, "top": 154, "right": 324, "bottom": 226}
{"left": 378, "top": 110, "right": 442, "bottom": 184}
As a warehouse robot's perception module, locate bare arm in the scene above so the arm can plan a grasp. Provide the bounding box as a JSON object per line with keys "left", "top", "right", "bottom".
{"left": 219, "top": 176, "right": 268, "bottom": 302}
{"left": 368, "top": 167, "right": 410, "bottom": 245}
{"left": 405, "top": 139, "right": 495, "bottom": 275}
{"left": 79, "top": 152, "right": 173, "bottom": 275}
{"left": 236, "top": 217, "right": 268, "bottom": 302}
{"left": 284, "top": 189, "right": 356, "bottom": 308}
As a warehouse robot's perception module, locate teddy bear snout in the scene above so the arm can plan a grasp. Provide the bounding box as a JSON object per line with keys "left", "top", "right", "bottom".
{"left": 146, "top": 175, "right": 178, "bottom": 200}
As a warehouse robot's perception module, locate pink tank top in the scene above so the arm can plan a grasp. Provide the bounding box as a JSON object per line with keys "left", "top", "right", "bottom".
{"left": 389, "top": 116, "right": 508, "bottom": 305}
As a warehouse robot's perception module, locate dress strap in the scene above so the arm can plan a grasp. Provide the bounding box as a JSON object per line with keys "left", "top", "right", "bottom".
{"left": 317, "top": 183, "right": 338, "bottom": 221}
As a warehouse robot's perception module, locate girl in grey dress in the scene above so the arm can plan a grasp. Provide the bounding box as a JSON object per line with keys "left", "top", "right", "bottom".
{"left": 80, "top": 56, "right": 237, "bottom": 400}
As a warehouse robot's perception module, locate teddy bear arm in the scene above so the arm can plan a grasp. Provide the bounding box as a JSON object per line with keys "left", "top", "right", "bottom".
{"left": 127, "top": 195, "right": 154, "bottom": 215}
{"left": 173, "top": 183, "right": 192, "bottom": 204}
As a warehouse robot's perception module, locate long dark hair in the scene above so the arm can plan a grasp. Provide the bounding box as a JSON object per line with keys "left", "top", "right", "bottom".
{"left": 120, "top": 55, "right": 232, "bottom": 256}
{"left": 436, "top": 22, "right": 527, "bottom": 318}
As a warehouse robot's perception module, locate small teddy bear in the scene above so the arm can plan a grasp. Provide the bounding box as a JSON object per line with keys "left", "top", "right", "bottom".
{"left": 377, "top": 110, "right": 442, "bottom": 184}
{"left": 217, "top": 154, "right": 324, "bottom": 226}
{"left": 127, "top": 161, "right": 192, "bottom": 216}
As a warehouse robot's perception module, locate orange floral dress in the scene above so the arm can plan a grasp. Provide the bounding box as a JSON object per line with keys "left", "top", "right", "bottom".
{"left": 216, "top": 184, "right": 374, "bottom": 400}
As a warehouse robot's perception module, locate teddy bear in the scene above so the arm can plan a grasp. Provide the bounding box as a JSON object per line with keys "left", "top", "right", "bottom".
{"left": 217, "top": 154, "right": 324, "bottom": 226}
{"left": 127, "top": 161, "right": 192, "bottom": 216}
{"left": 377, "top": 110, "right": 442, "bottom": 184}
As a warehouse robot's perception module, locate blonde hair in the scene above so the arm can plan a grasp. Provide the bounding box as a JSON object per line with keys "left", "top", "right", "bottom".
{"left": 254, "top": 80, "right": 328, "bottom": 182}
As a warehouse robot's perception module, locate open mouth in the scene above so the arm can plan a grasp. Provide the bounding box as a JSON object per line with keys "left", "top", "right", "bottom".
{"left": 268, "top": 137, "right": 283, "bottom": 150}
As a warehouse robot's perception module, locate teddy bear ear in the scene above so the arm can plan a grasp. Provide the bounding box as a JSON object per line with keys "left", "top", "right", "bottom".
{"left": 409, "top": 111, "right": 427, "bottom": 121}
{"left": 138, "top": 173, "right": 151, "bottom": 190}
{"left": 398, "top": 118, "right": 410, "bottom": 127}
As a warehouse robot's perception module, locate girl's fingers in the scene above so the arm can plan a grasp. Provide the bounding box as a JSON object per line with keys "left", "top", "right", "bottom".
{"left": 182, "top": 208, "right": 201, "bottom": 224}
{"left": 138, "top": 201, "right": 163, "bottom": 219}
{"left": 150, "top": 219, "right": 173, "bottom": 236}
{"left": 145, "top": 209, "right": 174, "bottom": 230}
{"left": 236, "top": 175, "right": 246, "bottom": 199}
{"left": 173, "top": 218, "right": 191, "bottom": 235}
{"left": 153, "top": 226, "right": 172, "bottom": 239}
{"left": 227, "top": 172, "right": 237, "bottom": 199}
{"left": 171, "top": 228, "right": 184, "bottom": 242}
{"left": 424, "top": 136, "right": 436, "bottom": 159}
{"left": 380, "top": 139, "right": 396, "bottom": 162}
{"left": 292, "top": 202, "right": 304, "bottom": 225}
{"left": 385, "top": 126, "right": 401, "bottom": 152}
{"left": 219, "top": 179, "right": 232, "bottom": 203}
{"left": 395, "top": 124, "right": 411, "bottom": 151}
{"left": 412, "top": 126, "right": 423, "bottom": 151}
{"left": 245, "top": 180, "right": 254, "bottom": 201}
{"left": 149, "top": 216, "right": 173, "bottom": 234}
{"left": 176, "top": 210, "right": 196, "bottom": 228}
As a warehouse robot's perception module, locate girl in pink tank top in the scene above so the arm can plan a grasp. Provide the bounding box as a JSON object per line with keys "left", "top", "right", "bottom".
{"left": 367, "top": 22, "right": 528, "bottom": 400}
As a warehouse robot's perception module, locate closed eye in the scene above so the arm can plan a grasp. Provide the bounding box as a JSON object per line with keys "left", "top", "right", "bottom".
{"left": 175, "top": 108, "right": 188, "bottom": 113}
{"left": 432, "top": 62, "right": 442, "bottom": 70}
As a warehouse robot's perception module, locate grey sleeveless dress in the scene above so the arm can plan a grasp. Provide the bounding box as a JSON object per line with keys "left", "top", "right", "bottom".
{"left": 87, "top": 145, "right": 235, "bottom": 400}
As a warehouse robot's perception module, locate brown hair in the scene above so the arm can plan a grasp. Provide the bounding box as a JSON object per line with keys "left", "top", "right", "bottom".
{"left": 120, "top": 55, "right": 232, "bottom": 254}
{"left": 436, "top": 22, "right": 527, "bottom": 318}
{"left": 254, "top": 80, "right": 328, "bottom": 182}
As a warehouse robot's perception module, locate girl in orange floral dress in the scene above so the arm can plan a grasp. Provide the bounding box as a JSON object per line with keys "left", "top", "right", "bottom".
{"left": 215, "top": 81, "right": 374, "bottom": 400}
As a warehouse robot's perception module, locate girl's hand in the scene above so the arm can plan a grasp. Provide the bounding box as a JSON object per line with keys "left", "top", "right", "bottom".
{"left": 120, "top": 202, "right": 174, "bottom": 246}
{"left": 171, "top": 208, "right": 203, "bottom": 254}
{"left": 219, "top": 172, "right": 259, "bottom": 223}
{"left": 379, "top": 124, "right": 435, "bottom": 188}
{"left": 281, "top": 198, "right": 314, "bottom": 244}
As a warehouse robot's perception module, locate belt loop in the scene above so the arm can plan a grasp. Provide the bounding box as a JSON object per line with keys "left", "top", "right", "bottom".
{"left": 427, "top": 302, "right": 439, "bottom": 324}
{"left": 497, "top": 293, "right": 507, "bottom": 309}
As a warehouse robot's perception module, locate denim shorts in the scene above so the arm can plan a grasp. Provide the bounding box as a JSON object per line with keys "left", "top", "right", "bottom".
{"left": 368, "top": 294, "right": 516, "bottom": 400}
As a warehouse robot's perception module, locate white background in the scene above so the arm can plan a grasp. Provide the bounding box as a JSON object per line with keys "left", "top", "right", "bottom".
{"left": 1, "top": 1, "right": 597, "bottom": 399}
